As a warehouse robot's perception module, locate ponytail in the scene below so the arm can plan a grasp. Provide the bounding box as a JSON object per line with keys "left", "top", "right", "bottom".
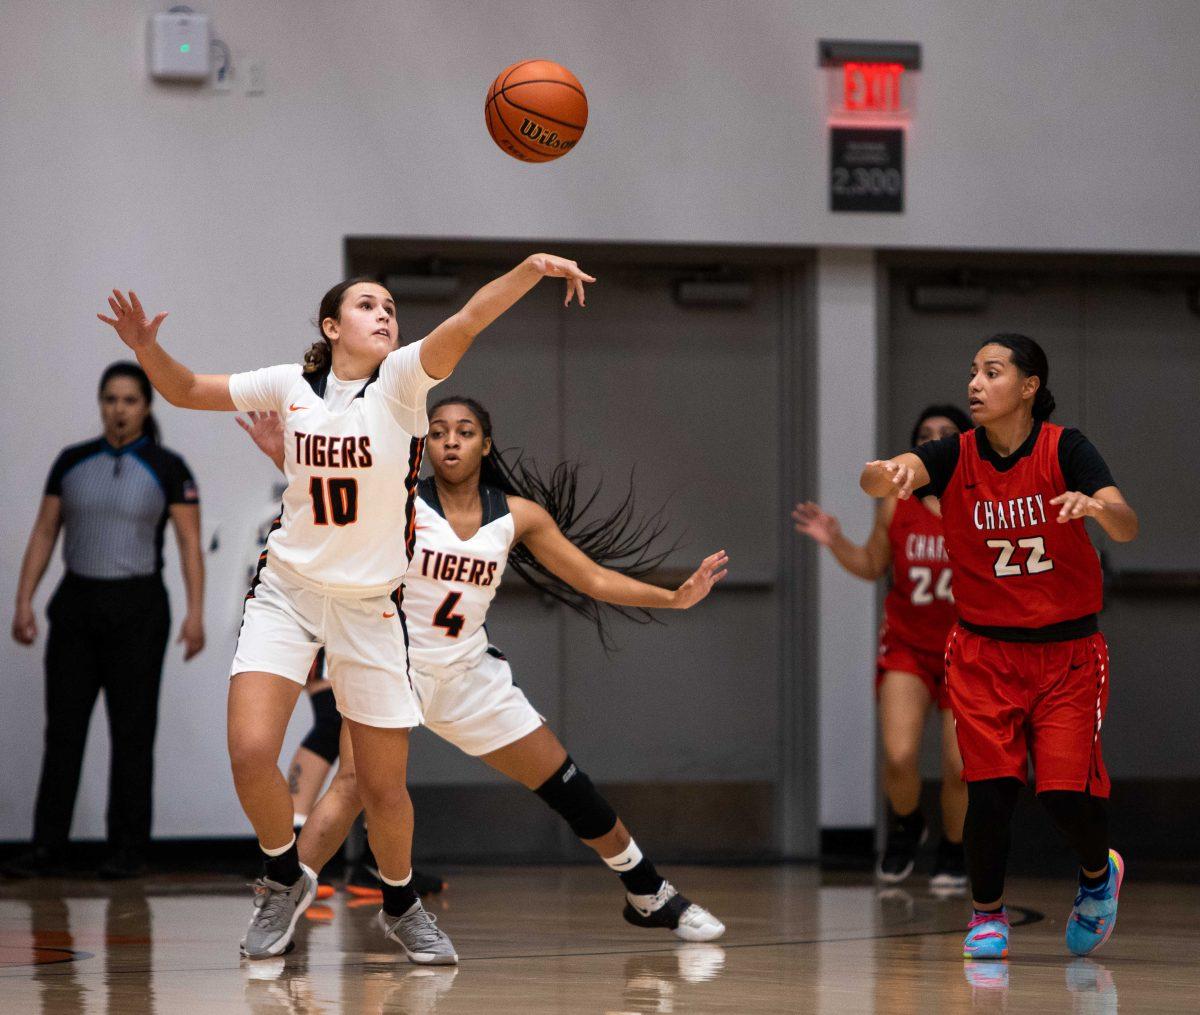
{"left": 430, "top": 396, "right": 679, "bottom": 649}
{"left": 985, "top": 333, "right": 1055, "bottom": 421}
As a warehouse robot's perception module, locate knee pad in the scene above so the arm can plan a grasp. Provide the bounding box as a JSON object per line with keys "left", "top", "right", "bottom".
{"left": 301, "top": 687, "right": 342, "bottom": 763}
{"left": 534, "top": 757, "right": 617, "bottom": 841}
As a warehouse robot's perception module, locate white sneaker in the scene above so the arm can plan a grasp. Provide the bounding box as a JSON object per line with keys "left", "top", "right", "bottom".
{"left": 623, "top": 881, "right": 726, "bottom": 942}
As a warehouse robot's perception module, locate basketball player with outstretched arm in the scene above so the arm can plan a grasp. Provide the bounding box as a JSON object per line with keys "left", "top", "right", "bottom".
{"left": 860, "top": 334, "right": 1137, "bottom": 961}
{"left": 97, "top": 255, "right": 593, "bottom": 964}
{"left": 238, "top": 396, "right": 728, "bottom": 942}
{"left": 794, "top": 405, "right": 971, "bottom": 890}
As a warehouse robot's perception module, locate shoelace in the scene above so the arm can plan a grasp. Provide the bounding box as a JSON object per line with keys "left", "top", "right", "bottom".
{"left": 249, "top": 880, "right": 292, "bottom": 928}
{"left": 633, "top": 882, "right": 678, "bottom": 915}
{"left": 966, "top": 910, "right": 1009, "bottom": 941}
{"left": 395, "top": 908, "right": 445, "bottom": 949}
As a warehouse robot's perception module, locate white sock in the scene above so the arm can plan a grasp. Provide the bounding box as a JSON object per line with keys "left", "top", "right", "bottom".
{"left": 603, "top": 839, "right": 644, "bottom": 874}
{"left": 293, "top": 814, "right": 308, "bottom": 828}
{"left": 379, "top": 868, "right": 413, "bottom": 888}
{"left": 260, "top": 834, "right": 296, "bottom": 857}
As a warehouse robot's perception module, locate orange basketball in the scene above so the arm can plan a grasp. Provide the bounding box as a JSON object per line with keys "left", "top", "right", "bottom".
{"left": 485, "top": 60, "right": 587, "bottom": 163}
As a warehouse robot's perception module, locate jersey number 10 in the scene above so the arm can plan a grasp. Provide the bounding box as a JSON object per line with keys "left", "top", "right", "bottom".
{"left": 309, "top": 477, "right": 359, "bottom": 526}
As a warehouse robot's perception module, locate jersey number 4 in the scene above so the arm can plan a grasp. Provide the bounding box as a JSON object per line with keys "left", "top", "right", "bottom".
{"left": 309, "top": 477, "right": 358, "bottom": 526}
{"left": 986, "top": 536, "right": 1054, "bottom": 578}
{"left": 433, "top": 592, "right": 466, "bottom": 638}
{"left": 909, "top": 567, "right": 954, "bottom": 605}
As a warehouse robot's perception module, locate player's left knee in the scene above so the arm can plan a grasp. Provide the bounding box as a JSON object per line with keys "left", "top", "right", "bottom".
{"left": 534, "top": 757, "right": 618, "bottom": 841}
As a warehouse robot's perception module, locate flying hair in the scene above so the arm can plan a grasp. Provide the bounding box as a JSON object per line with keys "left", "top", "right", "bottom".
{"left": 429, "top": 396, "right": 681, "bottom": 650}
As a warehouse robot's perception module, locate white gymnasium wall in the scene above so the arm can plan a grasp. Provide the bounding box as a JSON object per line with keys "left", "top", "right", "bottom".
{"left": 1, "top": 1, "right": 1198, "bottom": 839}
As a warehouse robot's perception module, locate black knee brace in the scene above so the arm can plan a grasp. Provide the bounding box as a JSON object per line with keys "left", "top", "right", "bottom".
{"left": 534, "top": 757, "right": 617, "bottom": 841}
{"left": 300, "top": 686, "right": 342, "bottom": 763}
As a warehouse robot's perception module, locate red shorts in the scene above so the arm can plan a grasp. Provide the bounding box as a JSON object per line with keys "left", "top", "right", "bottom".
{"left": 876, "top": 635, "right": 949, "bottom": 710}
{"left": 945, "top": 625, "right": 1110, "bottom": 796}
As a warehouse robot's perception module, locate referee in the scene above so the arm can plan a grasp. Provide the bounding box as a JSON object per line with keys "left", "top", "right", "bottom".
{"left": 7, "top": 362, "right": 205, "bottom": 879}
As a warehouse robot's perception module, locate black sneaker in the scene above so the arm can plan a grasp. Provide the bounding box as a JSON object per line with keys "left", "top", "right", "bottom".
{"left": 98, "top": 847, "right": 148, "bottom": 880}
{"left": 930, "top": 838, "right": 968, "bottom": 894}
{"left": 876, "top": 810, "right": 928, "bottom": 885}
{"left": 1, "top": 846, "right": 71, "bottom": 879}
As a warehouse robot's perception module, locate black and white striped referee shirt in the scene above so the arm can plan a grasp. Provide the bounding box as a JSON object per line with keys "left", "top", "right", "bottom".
{"left": 45, "top": 436, "right": 199, "bottom": 579}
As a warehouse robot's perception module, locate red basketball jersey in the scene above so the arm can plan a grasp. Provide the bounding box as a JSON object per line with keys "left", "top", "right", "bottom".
{"left": 882, "top": 496, "right": 957, "bottom": 654}
{"left": 939, "top": 423, "right": 1103, "bottom": 629}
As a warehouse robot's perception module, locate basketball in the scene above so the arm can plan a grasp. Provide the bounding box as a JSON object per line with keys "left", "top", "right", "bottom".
{"left": 485, "top": 59, "right": 588, "bottom": 163}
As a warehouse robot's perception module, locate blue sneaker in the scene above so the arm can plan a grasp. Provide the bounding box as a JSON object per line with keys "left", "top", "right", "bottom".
{"left": 963, "top": 907, "right": 1009, "bottom": 960}
{"left": 1066, "top": 849, "right": 1124, "bottom": 956}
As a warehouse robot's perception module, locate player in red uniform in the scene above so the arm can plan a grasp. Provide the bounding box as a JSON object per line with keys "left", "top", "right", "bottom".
{"left": 860, "top": 334, "right": 1138, "bottom": 960}
{"left": 794, "top": 405, "right": 971, "bottom": 889}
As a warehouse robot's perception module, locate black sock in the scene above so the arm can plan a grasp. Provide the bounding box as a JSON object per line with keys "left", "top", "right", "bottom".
{"left": 262, "top": 840, "right": 302, "bottom": 886}
{"left": 974, "top": 904, "right": 1005, "bottom": 916}
{"left": 619, "top": 858, "right": 664, "bottom": 897}
{"left": 1079, "top": 867, "right": 1109, "bottom": 890}
{"left": 893, "top": 807, "right": 926, "bottom": 839}
{"left": 382, "top": 879, "right": 420, "bottom": 918}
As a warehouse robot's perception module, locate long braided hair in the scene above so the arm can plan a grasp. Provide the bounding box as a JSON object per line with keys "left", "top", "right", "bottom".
{"left": 428, "top": 396, "right": 680, "bottom": 648}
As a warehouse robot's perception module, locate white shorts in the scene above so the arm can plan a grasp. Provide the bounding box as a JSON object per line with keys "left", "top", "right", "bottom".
{"left": 411, "top": 646, "right": 543, "bottom": 756}
{"left": 232, "top": 564, "right": 421, "bottom": 729}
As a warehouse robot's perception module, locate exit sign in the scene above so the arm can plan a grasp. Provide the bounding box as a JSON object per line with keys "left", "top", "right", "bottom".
{"left": 843, "top": 62, "right": 905, "bottom": 114}
{"left": 819, "top": 39, "right": 921, "bottom": 122}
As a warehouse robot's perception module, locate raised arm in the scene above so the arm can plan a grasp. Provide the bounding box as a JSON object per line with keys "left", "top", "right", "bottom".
{"left": 793, "top": 498, "right": 894, "bottom": 581}
{"left": 511, "top": 498, "right": 727, "bottom": 610}
{"left": 860, "top": 452, "right": 930, "bottom": 500}
{"left": 98, "top": 290, "right": 235, "bottom": 410}
{"left": 12, "top": 495, "right": 62, "bottom": 645}
{"left": 419, "top": 255, "right": 595, "bottom": 380}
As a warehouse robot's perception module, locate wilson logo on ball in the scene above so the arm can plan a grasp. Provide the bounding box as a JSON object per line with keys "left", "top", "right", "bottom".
{"left": 485, "top": 59, "right": 587, "bottom": 163}
{"left": 519, "top": 118, "right": 577, "bottom": 152}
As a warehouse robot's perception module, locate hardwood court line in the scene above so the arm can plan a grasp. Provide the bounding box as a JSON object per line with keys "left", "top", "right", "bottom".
{"left": 2, "top": 906, "right": 1045, "bottom": 979}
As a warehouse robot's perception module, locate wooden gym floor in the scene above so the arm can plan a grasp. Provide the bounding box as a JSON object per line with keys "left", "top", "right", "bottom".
{"left": 2, "top": 864, "right": 1197, "bottom": 1013}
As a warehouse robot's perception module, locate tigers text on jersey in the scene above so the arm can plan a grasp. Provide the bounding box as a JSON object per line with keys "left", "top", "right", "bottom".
{"left": 402, "top": 479, "right": 515, "bottom": 666}
{"left": 228, "top": 341, "right": 437, "bottom": 596}
{"left": 881, "top": 495, "right": 956, "bottom": 655}
{"left": 939, "top": 423, "right": 1103, "bottom": 631}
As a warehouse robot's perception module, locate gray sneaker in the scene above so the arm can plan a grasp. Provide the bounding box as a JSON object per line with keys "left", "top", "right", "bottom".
{"left": 377, "top": 902, "right": 459, "bottom": 965}
{"left": 240, "top": 864, "right": 318, "bottom": 959}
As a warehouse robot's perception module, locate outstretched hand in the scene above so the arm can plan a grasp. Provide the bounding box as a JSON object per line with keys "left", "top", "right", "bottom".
{"left": 527, "top": 254, "right": 596, "bottom": 307}
{"left": 236, "top": 411, "right": 285, "bottom": 464}
{"left": 97, "top": 289, "right": 168, "bottom": 351}
{"left": 792, "top": 501, "right": 841, "bottom": 546}
{"left": 1050, "top": 491, "right": 1105, "bottom": 523}
{"left": 864, "top": 459, "right": 919, "bottom": 500}
{"left": 671, "top": 550, "right": 729, "bottom": 609}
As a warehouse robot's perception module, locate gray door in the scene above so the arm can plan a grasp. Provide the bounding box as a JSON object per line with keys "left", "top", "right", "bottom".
{"left": 355, "top": 246, "right": 809, "bottom": 860}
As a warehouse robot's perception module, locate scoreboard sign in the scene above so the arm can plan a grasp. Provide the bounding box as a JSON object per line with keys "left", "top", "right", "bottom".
{"left": 819, "top": 40, "right": 920, "bottom": 215}
{"left": 830, "top": 127, "right": 903, "bottom": 212}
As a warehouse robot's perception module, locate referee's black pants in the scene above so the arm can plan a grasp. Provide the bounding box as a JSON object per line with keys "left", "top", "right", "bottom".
{"left": 33, "top": 573, "right": 171, "bottom": 854}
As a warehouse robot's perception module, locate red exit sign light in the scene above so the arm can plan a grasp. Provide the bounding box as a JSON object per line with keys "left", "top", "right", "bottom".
{"left": 843, "top": 62, "right": 905, "bottom": 113}
{"left": 819, "top": 40, "right": 920, "bottom": 123}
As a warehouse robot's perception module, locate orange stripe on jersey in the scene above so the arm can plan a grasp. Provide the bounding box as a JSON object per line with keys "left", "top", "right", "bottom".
{"left": 403, "top": 437, "right": 426, "bottom": 562}
{"left": 244, "top": 510, "right": 283, "bottom": 603}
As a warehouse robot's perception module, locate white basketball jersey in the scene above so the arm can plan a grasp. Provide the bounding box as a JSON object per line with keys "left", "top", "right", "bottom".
{"left": 229, "top": 342, "right": 436, "bottom": 596}
{"left": 402, "top": 478, "right": 515, "bottom": 666}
